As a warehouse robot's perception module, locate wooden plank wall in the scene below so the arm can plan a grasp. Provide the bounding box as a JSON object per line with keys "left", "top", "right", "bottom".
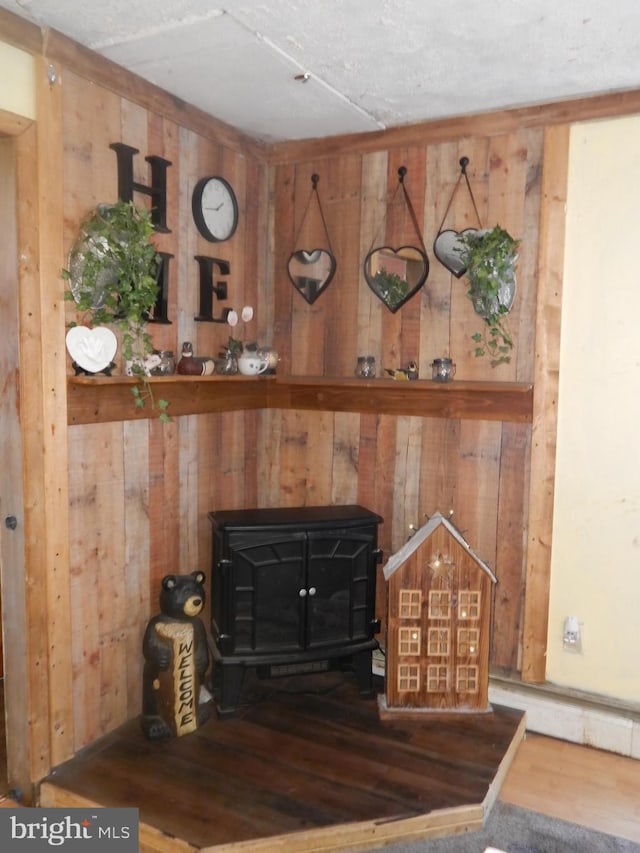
{"left": 4, "top": 8, "right": 557, "bottom": 780}
{"left": 61, "top": 69, "right": 269, "bottom": 756}
{"left": 61, "top": 88, "right": 542, "bottom": 757}
{"left": 264, "top": 132, "right": 543, "bottom": 670}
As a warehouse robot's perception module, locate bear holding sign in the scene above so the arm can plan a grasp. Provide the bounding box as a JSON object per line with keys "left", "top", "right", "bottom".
{"left": 141, "top": 571, "right": 210, "bottom": 741}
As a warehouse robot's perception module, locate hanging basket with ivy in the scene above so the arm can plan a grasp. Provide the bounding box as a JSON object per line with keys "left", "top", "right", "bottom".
{"left": 455, "top": 225, "right": 520, "bottom": 367}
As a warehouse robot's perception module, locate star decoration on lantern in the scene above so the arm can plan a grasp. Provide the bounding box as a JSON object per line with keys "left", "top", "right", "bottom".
{"left": 428, "top": 551, "right": 454, "bottom": 581}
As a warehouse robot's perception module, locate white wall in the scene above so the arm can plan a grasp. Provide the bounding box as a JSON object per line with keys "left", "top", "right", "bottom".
{"left": 546, "top": 115, "right": 640, "bottom": 704}
{"left": 0, "top": 41, "right": 34, "bottom": 118}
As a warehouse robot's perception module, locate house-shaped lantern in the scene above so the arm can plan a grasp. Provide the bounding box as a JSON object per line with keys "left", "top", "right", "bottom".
{"left": 379, "top": 511, "right": 497, "bottom": 718}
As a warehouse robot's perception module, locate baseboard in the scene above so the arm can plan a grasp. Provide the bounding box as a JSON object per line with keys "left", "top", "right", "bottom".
{"left": 488, "top": 676, "right": 640, "bottom": 759}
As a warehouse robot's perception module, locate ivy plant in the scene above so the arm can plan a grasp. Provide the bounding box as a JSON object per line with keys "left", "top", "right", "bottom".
{"left": 63, "top": 200, "right": 170, "bottom": 420}
{"left": 455, "top": 225, "right": 520, "bottom": 367}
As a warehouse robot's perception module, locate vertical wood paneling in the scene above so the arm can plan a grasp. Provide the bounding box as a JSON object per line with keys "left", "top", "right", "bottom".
{"left": 419, "top": 418, "right": 461, "bottom": 517}
{"left": 68, "top": 423, "right": 125, "bottom": 749}
{"left": 272, "top": 163, "right": 295, "bottom": 375}
{"left": 290, "top": 160, "right": 327, "bottom": 375}
{"left": 6, "top": 15, "right": 576, "bottom": 795}
{"left": 178, "top": 414, "right": 199, "bottom": 572}
{"left": 455, "top": 420, "right": 502, "bottom": 563}
{"left": 177, "top": 131, "right": 201, "bottom": 577}
{"left": 305, "top": 410, "right": 335, "bottom": 504}
{"left": 449, "top": 137, "right": 491, "bottom": 377}
{"left": 96, "top": 421, "right": 128, "bottom": 736}
{"left": 330, "top": 412, "right": 360, "bottom": 506}
{"left": 34, "top": 55, "right": 74, "bottom": 771}
{"left": 357, "top": 152, "right": 387, "bottom": 362}
{"left": 515, "top": 130, "right": 544, "bottom": 381}
{"left": 14, "top": 119, "right": 51, "bottom": 791}
{"left": 123, "top": 419, "right": 150, "bottom": 718}
{"left": 391, "top": 415, "right": 423, "bottom": 546}
{"left": 324, "top": 155, "right": 363, "bottom": 377}
{"left": 493, "top": 422, "right": 530, "bottom": 671}
{"left": 522, "top": 124, "right": 569, "bottom": 682}
{"left": 0, "top": 133, "right": 30, "bottom": 797}
{"left": 423, "top": 141, "right": 459, "bottom": 368}
{"left": 56, "top": 69, "right": 269, "bottom": 760}
{"left": 147, "top": 112, "right": 180, "bottom": 356}
{"left": 149, "top": 418, "right": 181, "bottom": 579}
{"left": 257, "top": 408, "right": 282, "bottom": 507}
{"left": 51, "top": 65, "right": 548, "bottom": 773}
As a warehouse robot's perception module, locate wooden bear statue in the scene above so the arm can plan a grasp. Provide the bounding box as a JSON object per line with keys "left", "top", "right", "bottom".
{"left": 141, "top": 571, "right": 210, "bottom": 741}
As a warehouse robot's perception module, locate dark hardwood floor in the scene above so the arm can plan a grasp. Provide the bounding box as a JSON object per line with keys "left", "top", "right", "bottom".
{"left": 40, "top": 672, "right": 524, "bottom": 851}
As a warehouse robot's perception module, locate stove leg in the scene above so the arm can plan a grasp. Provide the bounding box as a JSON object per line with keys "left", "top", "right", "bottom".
{"left": 352, "top": 650, "right": 375, "bottom": 698}
{"left": 213, "top": 663, "right": 245, "bottom": 717}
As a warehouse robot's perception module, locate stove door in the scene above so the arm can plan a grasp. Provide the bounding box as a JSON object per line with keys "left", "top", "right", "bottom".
{"left": 305, "top": 529, "right": 377, "bottom": 649}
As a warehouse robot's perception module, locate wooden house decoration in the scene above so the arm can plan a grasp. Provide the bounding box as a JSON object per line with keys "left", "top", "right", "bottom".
{"left": 379, "top": 511, "right": 497, "bottom": 718}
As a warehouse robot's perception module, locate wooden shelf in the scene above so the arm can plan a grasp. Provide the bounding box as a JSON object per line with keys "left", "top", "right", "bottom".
{"left": 66, "top": 374, "right": 270, "bottom": 425}
{"left": 269, "top": 376, "right": 533, "bottom": 423}
{"left": 67, "top": 374, "right": 533, "bottom": 426}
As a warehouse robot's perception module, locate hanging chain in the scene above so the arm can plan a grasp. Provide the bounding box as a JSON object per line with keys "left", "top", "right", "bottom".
{"left": 369, "top": 166, "right": 427, "bottom": 253}
{"left": 292, "top": 173, "right": 334, "bottom": 255}
{"left": 437, "top": 156, "right": 483, "bottom": 233}
{"left": 398, "top": 166, "right": 428, "bottom": 254}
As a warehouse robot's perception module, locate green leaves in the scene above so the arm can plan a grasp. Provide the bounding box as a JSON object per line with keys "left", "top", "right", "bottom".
{"left": 455, "top": 225, "right": 519, "bottom": 368}
{"left": 132, "top": 383, "right": 171, "bottom": 423}
{"left": 64, "top": 200, "right": 170, "bottom": 419}
{"left": 66, "top": 201, "right": 159, "bottom": 358}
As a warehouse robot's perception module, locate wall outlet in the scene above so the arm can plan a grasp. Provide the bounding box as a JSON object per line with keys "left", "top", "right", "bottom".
{"left": 562, "top": 616, "right": 582, "bottom": 653}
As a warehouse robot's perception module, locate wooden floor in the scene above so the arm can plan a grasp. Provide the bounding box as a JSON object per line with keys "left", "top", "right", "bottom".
{"left": 500, "top": 732, "right": 640, "bottom": 844}
{"left": 2, "top": 676, "right": 640, "bottom": 848}
{"left": 39, "top": 672, "right": 525, "bottom": 852}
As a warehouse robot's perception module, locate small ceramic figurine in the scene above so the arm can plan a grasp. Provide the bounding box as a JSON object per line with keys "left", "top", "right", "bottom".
{"left": 385, "top": 361, "right": 419, "bottom": 381}
{"left": 177, "top": 341, "right": 215, "bottom": 376}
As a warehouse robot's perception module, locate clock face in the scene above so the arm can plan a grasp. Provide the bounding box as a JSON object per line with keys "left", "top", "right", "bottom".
{"left": 192, "top": 176, "right": 238, "bottom": 242}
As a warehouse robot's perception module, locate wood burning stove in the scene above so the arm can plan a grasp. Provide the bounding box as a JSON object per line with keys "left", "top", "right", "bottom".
{"left": 208, "top": 505, "right": 382, "bottom": 716}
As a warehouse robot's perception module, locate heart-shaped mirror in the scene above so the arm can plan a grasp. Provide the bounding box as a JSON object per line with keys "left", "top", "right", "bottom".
{"left": 364, "top": 246, "right": 429, "bottom": 313}
{"left": 66, "top": 325, "right": 118, "bottom": 374}
{"left": 288, "top": 248, "right": 336, "bottom": 304}
{"left": 433, "top": 228, "right": 479, "bottom": 278}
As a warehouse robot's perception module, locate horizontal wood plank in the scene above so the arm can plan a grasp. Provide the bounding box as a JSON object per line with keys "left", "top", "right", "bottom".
{"left": 268, "top": 87, "right": 640, "bottom": 164}
{"left": 271, "top": 377, "right": 533, "bottom": 422}
{"left": 67, "top": 375, "right": 533, "bottom": 425}
{"left": 66, "top": 376, "right": 271, "bottom": 424}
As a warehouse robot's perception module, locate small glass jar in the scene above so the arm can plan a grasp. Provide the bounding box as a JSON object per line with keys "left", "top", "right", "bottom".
{"left": 431, "top": 357, "right": 456, "bottom": 382}
{"left": 216, "top": 350, "right": 238, "bottom": 375}
{"left": 355, "top": 355, "right": 376, "bottom": 379}
{"left": 148, "top": 350, "right": 175, "bottom": 376}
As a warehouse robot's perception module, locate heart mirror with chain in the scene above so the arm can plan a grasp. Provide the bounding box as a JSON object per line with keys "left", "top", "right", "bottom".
{"left": 363, "top": 166, "right": 430, "bottom": 313}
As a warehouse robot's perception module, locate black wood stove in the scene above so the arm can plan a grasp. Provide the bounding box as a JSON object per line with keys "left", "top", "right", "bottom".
{"left": 208, "top": 505, "right": 382, "bottom": 716}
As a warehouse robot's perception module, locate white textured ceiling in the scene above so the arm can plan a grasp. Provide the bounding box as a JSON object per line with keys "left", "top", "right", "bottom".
{"left": 2, "top": 0, "right": 640, "bottom": 142}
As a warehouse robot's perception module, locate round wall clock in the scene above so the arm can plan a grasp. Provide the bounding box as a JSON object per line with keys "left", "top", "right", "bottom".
{"left": 192, "top": 176, "right": 239, "bottom": 242}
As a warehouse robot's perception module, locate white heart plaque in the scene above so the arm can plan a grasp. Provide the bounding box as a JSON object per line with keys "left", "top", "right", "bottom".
{"left": 66, "top": 325, "right": 117, "bottom": 373}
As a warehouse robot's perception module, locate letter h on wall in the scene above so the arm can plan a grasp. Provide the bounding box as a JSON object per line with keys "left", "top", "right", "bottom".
{"left": 110, "top": 142, "right": 173, "bottom": 324}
